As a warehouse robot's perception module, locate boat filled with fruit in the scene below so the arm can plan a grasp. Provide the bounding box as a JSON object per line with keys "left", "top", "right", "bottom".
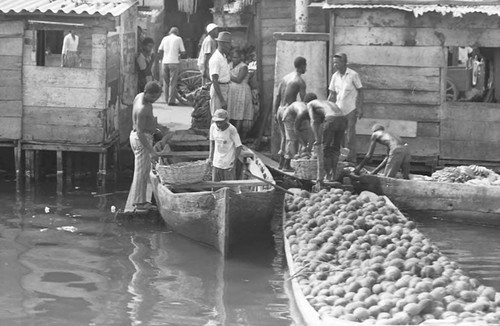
{"left": 283, "top": 187, "right": 500, "bottom": 325}
{"left": 351, "top": 165, "right": 500, "bottom": 226}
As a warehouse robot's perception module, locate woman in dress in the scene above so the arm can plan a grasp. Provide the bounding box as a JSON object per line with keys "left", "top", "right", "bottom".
{"left": 228, "top": 49, "right": 253, "bottom": 139}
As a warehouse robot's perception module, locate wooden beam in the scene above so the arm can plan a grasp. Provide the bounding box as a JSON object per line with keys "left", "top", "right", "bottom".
{"left": 159, "top": 151, "right": 209, "bottom": 158}
{"left": 170, "top": 179, "right": 270, "bottom": 189}
{"left": 329, "top": 10, "right": 335, "bottom": 78}
{"left": 273, "top": 32, "right": 329, "bottom": 42}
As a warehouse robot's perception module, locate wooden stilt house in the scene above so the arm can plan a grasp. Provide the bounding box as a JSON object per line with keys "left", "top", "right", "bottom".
{"left": 322, "top": 0, "right": 500, "bottom": 167}
{"left": 0, "top": 0, "right": 138, "bottom": 190}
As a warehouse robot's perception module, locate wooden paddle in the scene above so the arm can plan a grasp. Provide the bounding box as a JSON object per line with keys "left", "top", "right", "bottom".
{"left": 244, "top": 170, "right": 295, "bottom": 195}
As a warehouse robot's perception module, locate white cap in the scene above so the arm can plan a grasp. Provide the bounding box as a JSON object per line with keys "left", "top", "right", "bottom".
{"left": 206, "top": 23, "right": 218, "bottom": 33}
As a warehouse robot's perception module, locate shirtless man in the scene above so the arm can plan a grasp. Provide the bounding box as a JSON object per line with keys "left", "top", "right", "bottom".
{"left": 354, "top": 124, "right": 411, "bottom": 179}
{"left": 125, "top": 81, "right": 163, "bottom": 213}
{"left": 274, "top": 56, "right": 307, "bottom": 171}
{"left": 295, "top": 94, "right": 347, "bottom": 188}
{"left": 281, "top": 93, "right": 316, "bottom": 158}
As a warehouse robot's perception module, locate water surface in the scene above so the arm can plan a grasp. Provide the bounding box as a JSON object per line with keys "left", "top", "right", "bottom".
{"left": 1, "top": 181, "right": 500, "bottom": 326}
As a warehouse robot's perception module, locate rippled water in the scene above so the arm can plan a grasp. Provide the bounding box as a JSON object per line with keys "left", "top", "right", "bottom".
{"left": 1, "top": 180, "right": 500, "bottom": 326}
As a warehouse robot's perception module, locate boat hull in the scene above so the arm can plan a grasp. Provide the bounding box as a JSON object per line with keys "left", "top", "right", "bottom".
{"left": 352, "top": 174, "right": 500, "bottom": 225}
{"left": 151, "top": 148, "right": 276, "bottom": 256}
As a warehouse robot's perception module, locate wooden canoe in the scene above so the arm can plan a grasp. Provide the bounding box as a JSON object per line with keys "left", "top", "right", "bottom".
{"left": 283, "top": 189, "right": 381, "bottom": 326}
{"left": 150, "top": 146, "right": 276, "bottom": 257}
{"left": 283, "top": 189, "right": 463, "bottom": 326}
{"left": 351, "top": 174, "right": 500, "bottom": 226}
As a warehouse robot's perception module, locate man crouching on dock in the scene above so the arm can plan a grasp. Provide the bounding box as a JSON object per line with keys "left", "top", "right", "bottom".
{"left": 354, "top": 124, "right": 411, "bottom": 179}
{"left": 125, "top": 81, "right": 163, "bottom": 213}
{"left": 208, "top": 109, "right": 243, "bottom": 181}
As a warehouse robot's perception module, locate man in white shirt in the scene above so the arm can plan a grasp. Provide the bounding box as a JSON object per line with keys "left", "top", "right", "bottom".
{"left": 328, "top": 52, "right": 363, "bottom": 163}
{"left": 61, "top": 30, "right": 80, "bottom": 67}
{"left": 158, "top": 27, "right": 185, "bottom": 105}
{"left": 208, "top": 109, "right": 243, "bottom": 182}
{"left": 198, "top": 23, "right": 218, "bottom": 83}
{"left": 209, "top": 31, "right": 232, "bottom": 115}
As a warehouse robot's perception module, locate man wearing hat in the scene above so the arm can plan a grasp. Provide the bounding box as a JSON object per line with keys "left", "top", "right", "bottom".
{"left": 209, "top": 31, "right": 232, "bottom": 114}
{"left": 328, "top": 52, "right": 364, "bottom": 163}
{"left": 158, "top": 26, "right": 185, "bottom": 105}
{"left": 198, "top": 23, "right": 218, "bottom": 83}
{"left": 208, "top": 109, "right": 243, "bottom": 182}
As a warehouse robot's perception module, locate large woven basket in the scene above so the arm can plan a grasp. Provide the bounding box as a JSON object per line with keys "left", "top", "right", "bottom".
{"left": 291, "top": 158, "right": 317, "bottom": 180}
{"left": 156, "top": 160, "right": 207, "bottom": 185}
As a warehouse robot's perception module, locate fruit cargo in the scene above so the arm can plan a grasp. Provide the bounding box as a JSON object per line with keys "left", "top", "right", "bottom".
{"left": 283, "top": 188, "right": 500, "bottom": 325}
{"left": 351, "top": 172, "right": 500, "bottom": 227}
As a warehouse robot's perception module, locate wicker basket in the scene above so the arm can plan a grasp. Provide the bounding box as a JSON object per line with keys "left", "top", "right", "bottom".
{"left": 156, "top": 160, "right": 208, "bottom": 185}
{"left": 291, "top": 158, "right": 317, "bottom": 180}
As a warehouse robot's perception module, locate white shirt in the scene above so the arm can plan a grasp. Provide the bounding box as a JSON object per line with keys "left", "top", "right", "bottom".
{"left": 328, "top": 67, "right": 363, "bottom": 115}
{"left": 158, "top": 34, "right": 185, "bottom": 64}
{"left": 209, "top": 49, "right": 230, "bottom": 83}
{"left": 197, "top": 35, "right": 217, "bottom": 67}
{"left": 62, "top": 33, "right": 79, "bottom": 53}
{"left": 210, "top": 123, "right": 242, "bottom": 169}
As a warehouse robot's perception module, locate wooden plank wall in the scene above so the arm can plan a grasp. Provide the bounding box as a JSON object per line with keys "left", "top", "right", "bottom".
{"left": 0, "top": 20, "right": 23, "bottom": 140}
{"left": 22, "top": 27, "right": 108, "bottom": 144}
{"left": 259, "top": 0, "right": 294, "bottom": 137}
{"left": 333, "top": 9, "right": 500, "bottom": 161}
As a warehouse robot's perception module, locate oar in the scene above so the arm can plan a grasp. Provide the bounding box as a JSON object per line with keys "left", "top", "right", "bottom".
{"left": 244, "top": 170, "right": 295, "bottom": 195}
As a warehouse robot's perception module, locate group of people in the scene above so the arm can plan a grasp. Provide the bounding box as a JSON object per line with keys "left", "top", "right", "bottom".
{"left": 199, "top": 25, "right": 255, "bottom": 138}
{"left": 127, "top": 23, "right": 252, "bottom": 213}
{"left": 275, "top": 53, "right": 411, "bottom": 189}
{"left": 136, "top": 24, "right": 255, "bottom": 139}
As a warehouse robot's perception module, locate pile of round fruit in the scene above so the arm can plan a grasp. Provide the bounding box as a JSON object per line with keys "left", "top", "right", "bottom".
{"left": 284, "top": 188, "right": 500, "bottom": 325}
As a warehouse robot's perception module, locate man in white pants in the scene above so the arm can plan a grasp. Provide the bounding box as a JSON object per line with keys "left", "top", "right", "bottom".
{"left": 209, "top": 31, "right": 232, "bottom": 114}
{"left": 125, "top": 81, "right": 162, "bottom": 213}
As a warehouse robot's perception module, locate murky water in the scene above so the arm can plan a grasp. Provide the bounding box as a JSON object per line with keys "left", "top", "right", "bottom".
{"left": 1, "top": 180, "right": 500, "bottom": 326}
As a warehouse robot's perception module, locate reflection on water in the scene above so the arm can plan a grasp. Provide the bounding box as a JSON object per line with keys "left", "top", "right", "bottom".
{"left": 2, "top": 179, "right": 500, "bottom": 326}
{"left": 0, "top": 181, "right": 291, "bottom": 326}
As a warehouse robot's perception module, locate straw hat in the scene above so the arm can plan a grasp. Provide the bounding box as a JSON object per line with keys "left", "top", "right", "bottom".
{"left": 215, "top": 31, "right": 232, "bottom": 43}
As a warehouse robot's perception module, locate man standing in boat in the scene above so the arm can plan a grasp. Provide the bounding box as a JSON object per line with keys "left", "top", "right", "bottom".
{"left": 295, "top": 94, "right": 348, "bottom": 189}
{"left": 354, "top": 124, "right": 411, "bottom": 179}
{"left": 125, "top": 81, "right": 163, "bottom": 213}
{"left": 208, "top": 109, "right": 243, "bottom": 181}
{"left": 275, "top": 56, "right": 307, "bottom": 171}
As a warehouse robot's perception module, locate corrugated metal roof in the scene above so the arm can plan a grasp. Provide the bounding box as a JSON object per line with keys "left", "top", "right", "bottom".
{"left": 0, "top": 0, "right": 137, "bottom": 17}
{"left": 322, "top": 2, "right": 500, "bottom": 17}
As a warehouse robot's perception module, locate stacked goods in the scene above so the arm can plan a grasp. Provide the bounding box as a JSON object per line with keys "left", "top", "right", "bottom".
{"left": 284, "top": 189, "right": 500, "bottom": 325}
{"left": 430, "top": 165, "right": 500, "bottom": 186}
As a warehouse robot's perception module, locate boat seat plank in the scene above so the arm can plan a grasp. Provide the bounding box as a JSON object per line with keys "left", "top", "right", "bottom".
{"left": 159, "top": 151, "right": 209, "bottom": 158}
{"left": 169, "top": 179, "right": 270, "bottom": 189}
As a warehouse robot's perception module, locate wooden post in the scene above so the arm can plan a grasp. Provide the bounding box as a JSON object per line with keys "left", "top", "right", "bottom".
{"left": 328, "top": 10, "right": 336, "bottom": 79}
{"left": 98, "top": 152, "right": 107, "bottom": 192}
{"left": 295, "top": 0, "right": 308, "bottom": 32}
{"left": 56, "top": 150, "right": 63, "bottom": 196}
{"left": 113, "top": 141, "right": 120, "bottom": 187}
{"left": 24, "top": 149, "right": 33, "bottom": 190}
{"left": 65, "top": 152, "right": 73, "bottom": 189}
{"left": 14, "top": 141, "right": 21, "bottom": 192}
